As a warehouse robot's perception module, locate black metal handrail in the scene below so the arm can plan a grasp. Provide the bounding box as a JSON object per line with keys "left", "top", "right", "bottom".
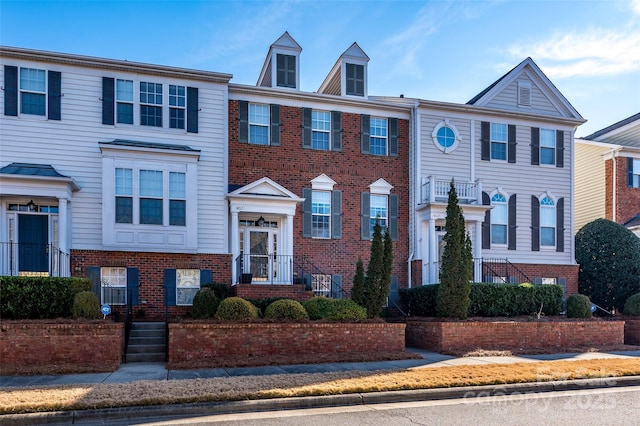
{"left": 293, "top": 255, "right": 350, "bottom": 299}
{"left": 235, "top": 254, "right": 294, "bottom": 284}
{"left": 482, "top": 258, "right": 533, "bottom": 284}
{"left": 0, "top": 242, "right": 69, "bottom": 277}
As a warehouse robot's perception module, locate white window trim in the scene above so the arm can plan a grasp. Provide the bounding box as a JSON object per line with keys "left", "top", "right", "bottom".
{"left": 343, "top": 61, "right": 367, "bottom": 97}
{"left": 311, "top": 110, "right": 331, "bottom": 150}
{"left": 432, "top": 119, "right": 461, "bottom": 153}
{"left": 101, "top": 267, "right": 127, "bottom": 306}
{"left": 249, "top": 103, "right": 270, "bottom": 145}
{"left": 19, "top": 67, "right": 47, "bottom": 118}
{"left": 490, "top": 191, "right": 508, "bottom": 246}
{"left": 176, "top": 269, "right": 200, "bottom": 306}
{"left": 538, "top": 191, "right": 557, "bottom": 248}
{"left": 539, "top": 128, "right": 556, "bottom": 166}
{"left": 311, "top": 190, "right": 331, "bottom": 239}
{"left": 490, "top": 122, "right": 508, "bottom": 161}
{"left": 369, "top": 116, "right": 389, "bottom": 156}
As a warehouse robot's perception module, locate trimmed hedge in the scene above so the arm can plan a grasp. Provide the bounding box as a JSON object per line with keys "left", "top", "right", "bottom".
{"left": 623, "top": 293, "right": 640, "bottom": 316}
{"left": 215, "top": 297, "right": 259, "bottom": 320}
{"left": 264, "top": 299, "right": 309, "bottom": 321}
{"left": 192, "top": 288, "right": 220, "bottom": 319}
{"left": 399, "top": 283, "right": 564, "bottom": 317}
{"left": 0, "top": 276, "right": 92, "bottom": 319}
{"left": 566, "top": 294, "right": 593, "bottom": 318}
{"left": 72, "top": 291, "right": 101, "bottom": 319}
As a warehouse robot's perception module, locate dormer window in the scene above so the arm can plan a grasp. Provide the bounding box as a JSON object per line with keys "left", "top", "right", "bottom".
{"left": 346, "top": 63, "right": 364, "bottom": 96}
{"left": 276, "top": 54, "right": 296, "bottom": 88}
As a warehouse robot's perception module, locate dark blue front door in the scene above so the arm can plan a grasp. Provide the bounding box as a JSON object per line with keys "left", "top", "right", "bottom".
{"left": 19, "top": 214, "right": 48, "bottom": 273}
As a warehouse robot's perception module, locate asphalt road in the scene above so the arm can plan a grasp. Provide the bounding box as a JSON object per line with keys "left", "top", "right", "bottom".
{"left": 83, "top": 386, "right": 640, "bottom": 426}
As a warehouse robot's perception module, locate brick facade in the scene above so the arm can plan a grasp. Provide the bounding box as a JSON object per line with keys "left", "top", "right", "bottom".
{"left": 232, "top": 283, "right": 313, "bottom": 300}
{"left": 405, "top": 320, "right": 625, "bottom": 354}
{"left": 624, "top": 319, "right": 640, "bottom": 345}
{"left": 0, "top": 322, "right": 123, "bottom": 375}
{"left": 228, "top": 101, "right": 410, "bottom": 295}
{"left": 511, "top": 263, "right": 579, "bottom": 295}
{"left": 168, "top": 322, "right": 406, "bottom": 368}
{"left": 607, "top": 157, "right": 640, "bottom": 225}
{"left": 71, "top": 250, "right": 231, "bottom": 320}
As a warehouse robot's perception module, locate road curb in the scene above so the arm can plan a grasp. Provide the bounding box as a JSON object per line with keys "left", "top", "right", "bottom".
{"left": 3, "top": 376, "right": 640, "bottom": 425}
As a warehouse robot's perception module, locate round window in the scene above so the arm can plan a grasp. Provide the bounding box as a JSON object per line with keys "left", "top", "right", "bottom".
{"left": 431, "top": 120, "right": 461, "bottom": 153}
{"left": 436, "top": 126, "right": 456, "bottom": 149}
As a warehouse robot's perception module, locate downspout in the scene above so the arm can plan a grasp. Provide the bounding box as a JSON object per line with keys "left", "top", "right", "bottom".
{"left": 407, "top": 252, "right": 414, "bottom": 289}
{"left": 612, "top": 152, "right": 617, "bottom": 223}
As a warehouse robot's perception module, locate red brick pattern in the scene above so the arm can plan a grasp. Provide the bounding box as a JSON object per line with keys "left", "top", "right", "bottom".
{"left": 71, "top": 250, "right": 231, "bottom": 320}
{"left": 232, "top": 283, "right": 313, "bottom": 300}
{"left": 610, "top": 157, "right": 640, "bottom": 225}
{"left": 168, "top": 322, "right": 406, "bottom": 368}
{"left": 0, "top": 322, "right": 123, "bottom": 373}
{"left": 624, "top": 319, "right": 640, "bottom": 345}
{"left": 229, "top": 101, "right": 410, "bottom": 295}
{"left": 406, "top": 320, "right": 625, "bottom": 353}
{"left": 510, "top": 263, "right": 579, "bottom": 295}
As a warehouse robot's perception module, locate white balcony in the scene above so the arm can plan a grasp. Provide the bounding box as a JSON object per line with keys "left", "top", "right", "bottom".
{"left": 420, "top": 176, "right": 481, "bottom": 205}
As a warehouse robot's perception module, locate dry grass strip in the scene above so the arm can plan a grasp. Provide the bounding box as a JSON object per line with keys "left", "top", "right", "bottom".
{"left": 1, "top": 358, "right": 639, "bottom": 415}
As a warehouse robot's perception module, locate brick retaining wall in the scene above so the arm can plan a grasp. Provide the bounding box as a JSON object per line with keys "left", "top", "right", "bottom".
{"left": 168, "top": 322, "right": 405, "bottom": 368}
{"left": 624, "top": 319, "right": 640, "bottom": 345}
{"left": 0, "top": 321, "right": 123, "bottom": 375}
{"left": 406, "top": 320, "right": 624, "bottom": 353}
{"left": 232, "top": 283, "right": 314, "bottom": 301}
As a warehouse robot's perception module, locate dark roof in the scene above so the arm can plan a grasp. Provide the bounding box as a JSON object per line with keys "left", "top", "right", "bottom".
{"left": 0, "top": 163, "right": 69, "bottom": 178}
{"left": 101, "top": 139, "right": 200, "bottom": 152}
{"left": 466, "top": 60, "right": 523, "bottom": 105}
{"left": 623, "top": 214, "right": 640, "bottom": 228}
{"left": 228, "top": 184, "right": 244, "bottom": 193}
{"left": 583, "top": 112, "right": 640, "bottom": 140}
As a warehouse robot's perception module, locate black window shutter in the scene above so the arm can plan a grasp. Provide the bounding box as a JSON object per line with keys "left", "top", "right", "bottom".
{"left": 238, "top": 100, "right": 249, "bottom": 143}
{"left": 331, "top": 111, "right": 342, "bottom": 151}
{"left": 302, "top": 107, "right": 312, "bottom": 148}
{"left": 389, "top": 117, "right": 398, "bottom": 157}
{"left": 164, "top": 269, "right": 177, "bottom": 306}
{"left": 556, "top": 197, "right": 564, "bottom": 252}
{"left": 331, "top": 274, "right": 342, "bottom": 298}
{"left": 361, "top": 192, "right": 371, "bottom": 240}
{"left": 508, "top": 194, "right": 517, "bottom": 250}
{"left": 332, "top": 190, "right": 342, "bottom": 239}
{"left": 127, "top": 268, "right": 139, "bottom": 305}
{"left": 4, "top": 65, "right": 18, "bottom": 116}
{"left": 629, "top": 157, "right": 635, "bottom": 187}
{"left": 389, "top": 193, "right": 399, "bottom": 241}
{"left": 508, "top": 124, "right": 517, "bottom": 163}
{"left": 531, "top": 127, "right": 540, "bottom": 165}
{"left": 270, "top": 104, "right": 281, "bottom": 146}
{"left": 47, "top": 71, "right": 61, "bottom": 120}
{"left": 302, "top": 188, "right": 312, "bottom": 238}
{"left": 102, "top": 77, "right": 115, "bottom": 125}
{"left": 186, "top": 87, "right": 199, "bottom": 133}
{"left": 87, "top": 266, "right": 101, "bottom": 299}
{"left": 481, "top": 121, "right": 490, "bottom": 161}
{"left": 531, "top": 195, "right": 540, "bottom": 251}
{"left": 200, "top": 269, "right": 213, "bottom": 285}
{"left": 556, "top": 130, "right": 564, "bottom": 168}
{"left": 361, "top": 114, "right": 370, "bottom": 154}
{"left": 482, "top": 192, "right": 491, "bottom": 249}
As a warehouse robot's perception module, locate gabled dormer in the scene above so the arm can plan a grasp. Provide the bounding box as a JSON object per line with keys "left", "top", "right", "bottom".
{"left": 257, "top": 31, "right": 302, "bottom": 90}
{"left": 318, "top": 42, "right": 369, "bottom": 98}
{"left": 467, "top": 57, "right": 583, "bottom": 121}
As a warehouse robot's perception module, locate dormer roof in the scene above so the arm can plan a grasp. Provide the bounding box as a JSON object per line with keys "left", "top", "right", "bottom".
{"left": 257, "top": 31, "right": 302, "bottom": 90}
{"left": 467, "top": 57, "right": 583, "bottom": 121}
{"left": 318, "top": 42, "right": 370, "bottom": 98}
{"left": 583, "top": 112, "right": 640, "bottom": 146}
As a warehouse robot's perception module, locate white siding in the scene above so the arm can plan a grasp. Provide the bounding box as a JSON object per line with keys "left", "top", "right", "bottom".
{"left": 0, "top": 58, "right": 228, "bottom": 254}
{"left": 574, "top": 142, "right": 608, "bottom": 232}
{"left": 485, "top": 73, "right": 568, "bottom": 118}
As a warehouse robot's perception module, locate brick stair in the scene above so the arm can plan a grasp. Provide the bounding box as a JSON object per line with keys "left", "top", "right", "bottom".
{"left": 126, "top": 322, "right": 166, "bottom": 363}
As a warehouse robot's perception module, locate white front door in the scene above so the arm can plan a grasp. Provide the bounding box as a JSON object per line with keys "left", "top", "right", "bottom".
{"left": 239, "top": 223, "right": 280, "bottom": 283}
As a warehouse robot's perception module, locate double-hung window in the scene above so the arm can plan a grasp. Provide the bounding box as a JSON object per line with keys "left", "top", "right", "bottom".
{"left": 540, "top": 129, "right": 556, "bottom": 165}
{"left": 169, "top": 85, "right": 186, "bottom": 129}
{"left": 249, "top": 103, "right": 270, "bottom": 145}
{"left": 312, "top": 111, "right": 331, "bottom": 150}
{"left": 169, "top": 172, "right": 186, "bottom": 226}
{"left": 631, "top": 159, "right": 640, "bottom": 188}
{"left": 19, "top": 67, "right": 46, "bottom": 115}
{"left": 176, "top": 269, "right": 200, "bottom": 305}
{"left": 491, "top": 194, "right": 507, "bottom": 244}
{"left": 116, "top": 79, "right": 134, "bottom": 124}
{"left": 140, "top": 82, "right": 163, "bottom": 127}
{"left": 370, "top": 117, "right": 388, "bottom": 156}
{"left": 115, "top": 168, "right": 133, "bottom": 224}
{"left": 346, "top": 63, "right": 364, "bottom": 96}
{"left": 490, "top": 123, "right": 507, "bottom": 161}
{"left": 101, "top": 267, "right": 126, "bottom": 305}
{"left": 540, "top": 196, "right": 556, "bottom": 246}
{"left": 140, "top": 170, "right": 163, "bottom": 225}
{"left": 312, "top": 190, "right": 331, "bottom": 238}
{"left": 370, "top": 194, "right": 388, "bottom": 234}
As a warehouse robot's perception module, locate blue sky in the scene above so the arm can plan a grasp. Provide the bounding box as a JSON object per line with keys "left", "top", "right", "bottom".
{"left": 1, "top": 0, "right": 639, "bottom": 137}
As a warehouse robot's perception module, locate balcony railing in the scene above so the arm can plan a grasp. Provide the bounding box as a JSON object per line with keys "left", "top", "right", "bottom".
{"left": 421, "top": 176, "right": 480, "bottom": 204}
{"left": 235, "top": 254, "right": 294, "bottom": 284}
{"left": 0, "top": 242, "right": 70, "bottom": 277}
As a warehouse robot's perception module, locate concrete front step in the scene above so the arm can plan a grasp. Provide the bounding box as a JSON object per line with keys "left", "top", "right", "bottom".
{"left": 126, "top": 352, "right": 166, "bottom": 363}
{"left": 127, "top": 344, "right": 166, "bottom": 354}
{"left": 126, "top": 322, "right": 167, "bottom": 363}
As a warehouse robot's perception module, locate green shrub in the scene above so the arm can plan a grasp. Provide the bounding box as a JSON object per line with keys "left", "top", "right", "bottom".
{"left": 201, "top": 283, "right": 230, "bottom": 300}
{"left": 399, "top": 285, "right": 439, "bottom": 317}
{"left": 0, "top": 276, "right": 93, "bottom": 319}
{"left": 303, "top": 297, "right": 335, "bottom": 320}
{"left": 624, "top": 293, "right": 640, "bottom": 316}
{"left": 566, "top": 294, "right": 593, "bottom": 318}
{"left": 72, "top": 291, "right": 101, "bottom": 319}
{"left": 327, "top": 299, "right": 367, "bottom": 321}
{"left": 192, "top": 288, "right": 219, "bottom": 319}
{"left": 215, "top": 297, "right": 259, "bottom": 320}
{"left": 264, "top": 299, "right": 309, "bottom": 321}
{"left": 249, "top": 297, "right": 288, "bottom": 317}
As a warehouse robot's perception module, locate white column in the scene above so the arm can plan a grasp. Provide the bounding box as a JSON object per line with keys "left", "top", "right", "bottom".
{"left": 231, "top": 211, "right": 239, "bottom": 284}
{"left": 474, "top": 221, "right": 483, "bottom": 282}
{"left": 57, "top": 197, "right": 68, "bottom": 253}
{"left": 286, "top": 214, "right": 294, "bottom": 284}
{"left": 428, "top": 219, "right": 437, "bottom": 283}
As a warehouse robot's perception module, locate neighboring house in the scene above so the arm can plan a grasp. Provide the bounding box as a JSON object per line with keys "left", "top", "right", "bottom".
{"left": 575, "top": 113, "right": 640, "bottom": 236}
{"left": 0, "top": 46, "right": 232, "bottom": 319}
{"left": 377, "top": 58, "right": 585, "bottom": 293}
{"left": 226, "top": 33, "right": 411, "bottom": 303}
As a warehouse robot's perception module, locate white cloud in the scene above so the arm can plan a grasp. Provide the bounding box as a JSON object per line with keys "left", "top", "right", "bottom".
{"left": 632, "top": 0, "right": 640, "bottom": 15}
{"left": 506, "top": 26, "right": 640, "bottom": 79}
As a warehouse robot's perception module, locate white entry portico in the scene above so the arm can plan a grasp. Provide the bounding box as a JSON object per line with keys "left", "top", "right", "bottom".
{"left": 227, "top": 177, "right": 304, "bottom": 284}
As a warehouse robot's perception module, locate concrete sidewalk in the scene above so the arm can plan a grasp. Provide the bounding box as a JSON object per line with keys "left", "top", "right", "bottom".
{"left": 2, "top": 348, "right": 640, "bottom": 388}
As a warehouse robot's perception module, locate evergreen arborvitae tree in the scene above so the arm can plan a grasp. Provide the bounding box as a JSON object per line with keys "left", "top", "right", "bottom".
{"left": 351, "top": 257, "right": 365, "bottom": 307}
{"left": 363, "top": 219, "right": 385, "bottom": 317}
{"left": 436, "top": 180, "right": 473, "bottom": 319}
{"left": 382, "top": 226, "right": 394, "bottom": 291}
